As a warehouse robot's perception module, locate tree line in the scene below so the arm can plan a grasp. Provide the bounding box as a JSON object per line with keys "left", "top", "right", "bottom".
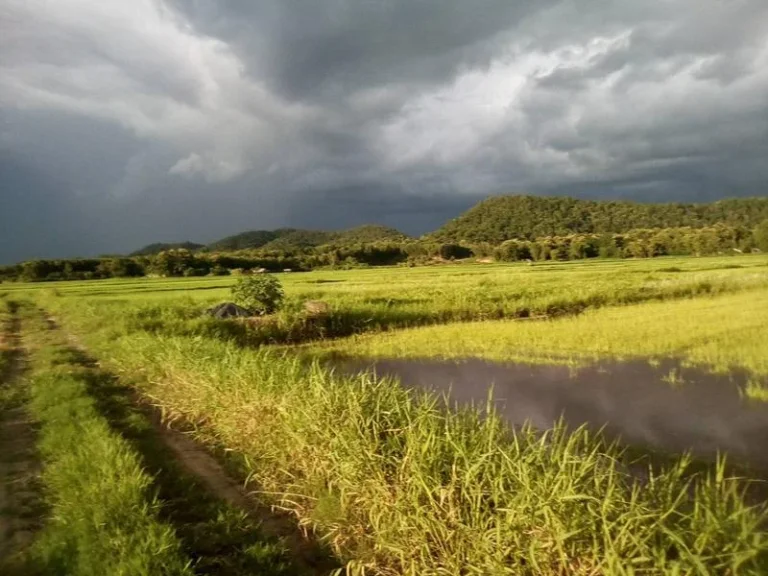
{"left": 2, "top": 220, "right": 767, "bottom": 282}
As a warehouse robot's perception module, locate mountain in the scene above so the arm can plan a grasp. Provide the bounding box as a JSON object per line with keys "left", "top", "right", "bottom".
{"left": 130, "top": 241, "right": 204, "bottom": 256}
{"left": 334, "top": 224, "right": 409, "bottom": 244}
{"left": 260, "top": 229, "right": 335, "bottom": 251}
{"left": 207, "top": 228, "right": 296, "bottom": 251}
{"left": 428, "top": 195, "right": 768, "bottom": 243}
{"left": 237, "top": 225, "right": 409, "bottom": 252}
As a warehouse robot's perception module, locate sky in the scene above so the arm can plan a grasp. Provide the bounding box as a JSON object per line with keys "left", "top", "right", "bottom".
{"left": 1, "top": 0, "right": 767, "bottom": 263}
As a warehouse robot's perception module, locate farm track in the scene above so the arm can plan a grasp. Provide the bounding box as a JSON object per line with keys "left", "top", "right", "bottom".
{"left": 0, "top": 303, "right": 42, "bottom": 568}
{"left": 42, "top": 311, "right": 338, "bottom": 575}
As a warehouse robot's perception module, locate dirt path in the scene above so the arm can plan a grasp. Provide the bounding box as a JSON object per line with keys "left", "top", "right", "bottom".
{"left": 0, "top": 304, "right": 41, "bottom": 566}
{"left": 147, "top": 411, "right": 336, "bottom": 572}
{"left": 43, "top": 311, "right": 337, "bottom": 575}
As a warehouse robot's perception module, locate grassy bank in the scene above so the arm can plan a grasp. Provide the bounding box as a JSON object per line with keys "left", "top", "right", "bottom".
{"left": 0, "top": 296, "right": 12, "bottom": 378}
{"left": 12, "top": 302, "right": 320, "bottom": 575}
{"left": 8, "top": 303, "right": 193, "bottom": 575}
{"left": 41, "top": 293, "right": 768, "bottom": 575}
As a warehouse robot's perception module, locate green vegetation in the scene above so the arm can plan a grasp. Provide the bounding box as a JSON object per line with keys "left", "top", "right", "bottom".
{"left": 3, "top": 302, "right": 314, "bottom": 575}
{"left": 430, "top": 195, "right": 768, "bottom": 243}
{"left": 312, "top": 289, "right": 768, "bottom": 395}
{"left": 9, "top": 304, "right": 192, "bottom": 575}
{"left": 208, "top": 229, "right": 295, "bottom": 252}
{"left": 4, "top": 251, "right": 768, "bottom": 573}
{"left": 0, "top": 296, "right": 10, "bottom": 374}
{"left": 31, "top": 255, "right": 768, "bottom": 348}
{"left": 131, "top": 242, "right": 205, "bottom": 256}
{"left": 231, "top": 274, "right": 285, "bottom": 315}
{"left": 5, "top": 195, "right": 768, "bottom": 284}
{"left": 24, "top": 285, "right": 768, "bottom": 574}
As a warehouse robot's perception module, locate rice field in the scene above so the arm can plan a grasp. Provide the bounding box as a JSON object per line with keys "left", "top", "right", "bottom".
{"left": 310, "top": 289, "right": 768, "bottom": 381}
{"left": 2, "top": 254, "right": 768, "bottom": 574}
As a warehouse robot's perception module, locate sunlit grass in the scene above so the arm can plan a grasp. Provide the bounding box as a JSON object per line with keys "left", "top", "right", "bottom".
{"left": 13, "top": 255, "right": 768, "bottom": 348}
{"left": 0, "top": 296, "right": 11, "bottom": 377}
{"left": 38, "top": 294, "right": 768, "bottom": 574}
{"left": 311, "top": 288, "right": 768, "bottom": 380}
{"left": 8, "top": 303, "right": 192, "bottom": 575}
{"left": 7, "top": 256, "right": 768, "bottom": 573}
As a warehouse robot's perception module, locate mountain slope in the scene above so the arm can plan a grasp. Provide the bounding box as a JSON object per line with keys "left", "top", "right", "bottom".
{"left": 334, "top": 225, "right": 409, "bottom": 244}
{"left": 260, "top": 225, "right": 409, "bottom": 251}
{"left": 207, "top": 228, "right": 296, "bottom": 251}
{"left": 130, "top": 241, "right": 204, "bottom": 256}
{"left": 428, "top": 195, "right": 768, "bottom": 243}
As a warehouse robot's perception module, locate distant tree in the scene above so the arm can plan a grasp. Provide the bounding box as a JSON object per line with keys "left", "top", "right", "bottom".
{"left": 148, "top": 249, "right": 198, "bottom": 277}
{"left": 754, "top": 219, "right": 768, "bottom": 251}
{"left": 97, "top": 258, "right": 144, "bottom": 278}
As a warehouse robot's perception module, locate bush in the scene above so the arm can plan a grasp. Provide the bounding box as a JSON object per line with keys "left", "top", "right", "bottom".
{"left": 231, "top": 274, "right": 284, "bottom": 315}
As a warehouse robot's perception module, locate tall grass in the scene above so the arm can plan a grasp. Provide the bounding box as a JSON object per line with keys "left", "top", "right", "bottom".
{"left": 14, "top": 257, "right": 768, "bottom": 573}
{"left": 47, "top": 304, "right": 768, "bottom": 574}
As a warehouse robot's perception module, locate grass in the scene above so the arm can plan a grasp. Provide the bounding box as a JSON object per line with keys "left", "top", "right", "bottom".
{"left": 309, "top": 289, "right": 768, "bottom": 387}
{"left": 0, "top": 295, "right": 12, "bottom": 381}
{"left": 8, "top": 302, "right": 193, "bottom": 576}
{"left": 5, "top": 255, "right": 768, "bottom": 573}
{"left": 6, "top": 301, "right": 316, "bottom": 575}
{"left": 37, "top": 296, "right": 768, "bottom": 574}
{"left": 12, "top": 254, "right": 768, "bottom": 348}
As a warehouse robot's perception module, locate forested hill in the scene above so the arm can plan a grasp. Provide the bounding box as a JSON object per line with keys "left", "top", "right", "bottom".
{"left": 427, "top": 196, "right": 768, "bottom": 243}
{"left": 130, "top": 241, "right": 204, "bottom": 256}
{"left": 207, "top": 228, "right": 297, "bottom": 251}
{"left": 260, "top": 225, "right": 409, "bottom": 251}
{"left": 130, "top": 225, "right": 410, "bottom": 256}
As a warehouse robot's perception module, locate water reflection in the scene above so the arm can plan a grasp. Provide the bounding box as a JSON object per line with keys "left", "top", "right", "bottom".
{"left": 335, "top": 357, "right": 768, "bottom": 471}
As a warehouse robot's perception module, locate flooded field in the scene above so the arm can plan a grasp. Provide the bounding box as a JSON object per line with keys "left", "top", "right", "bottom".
{"left": 336, "top": 357, "right": 768, "bottom": 470}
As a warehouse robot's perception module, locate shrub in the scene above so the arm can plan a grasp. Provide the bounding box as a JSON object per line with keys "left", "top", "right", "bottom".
{"left": 231, "top": 274, "right": 284, "bottom": 315}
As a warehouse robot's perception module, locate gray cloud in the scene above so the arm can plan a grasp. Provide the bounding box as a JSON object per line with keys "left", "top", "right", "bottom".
{"left": 1, "top": 0, "right": 767, "bottom": 263}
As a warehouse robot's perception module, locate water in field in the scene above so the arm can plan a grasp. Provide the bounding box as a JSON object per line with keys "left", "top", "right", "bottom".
{"left": 335, "top": 357, "right": 768, "bottom": 470}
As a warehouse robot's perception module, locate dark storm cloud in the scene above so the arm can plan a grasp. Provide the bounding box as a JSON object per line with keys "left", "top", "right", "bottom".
{"left": 169, "top": 0, "right": 553, "bottom": 99}
{"left": 1, "top": 0, "right": 767, "bottom": 263}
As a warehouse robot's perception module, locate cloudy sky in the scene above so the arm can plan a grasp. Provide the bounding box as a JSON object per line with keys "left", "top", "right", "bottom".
{"left": 1, "top": 0, "right": 767, "bottom": 262}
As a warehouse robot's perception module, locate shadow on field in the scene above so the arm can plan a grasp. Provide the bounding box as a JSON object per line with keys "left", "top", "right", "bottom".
{"left": 55, "top": 344, "right": 338, "bottom": 576}
{"left": 0, "top": 301, "right": 45, "bottom": 570}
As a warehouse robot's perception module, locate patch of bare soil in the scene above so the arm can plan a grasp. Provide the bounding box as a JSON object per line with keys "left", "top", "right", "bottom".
{"left": 0, "top": 308, "right": 41, "bottom": 567}
{"left": 148, "top": 413, "right": 335, "bottom": 572}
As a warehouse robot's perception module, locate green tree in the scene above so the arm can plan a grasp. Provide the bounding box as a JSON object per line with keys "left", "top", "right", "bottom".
{"left": 754, "top": 219, "right": 768, "bottom": 251}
